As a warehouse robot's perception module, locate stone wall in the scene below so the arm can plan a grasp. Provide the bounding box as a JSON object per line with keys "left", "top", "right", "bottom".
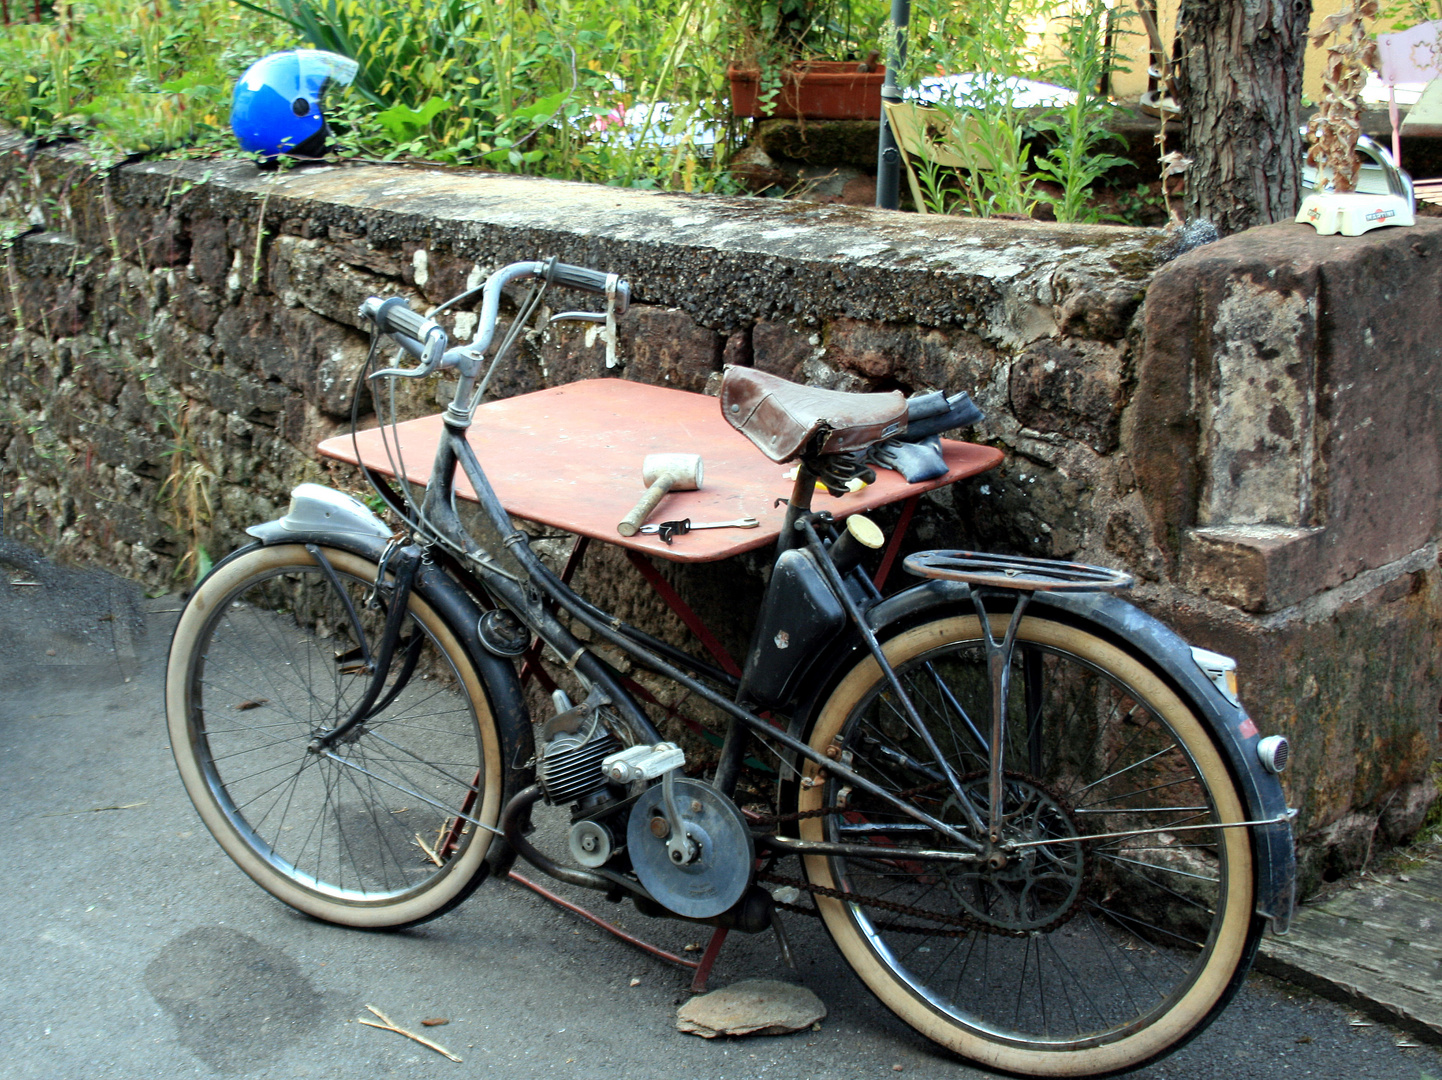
{"left": 3, "top": 138, "right": 1438, "bottom": 894}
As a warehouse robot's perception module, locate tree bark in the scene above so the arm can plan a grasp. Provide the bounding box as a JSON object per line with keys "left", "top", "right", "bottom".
{"left": 1176, "top": 0, "right": 1315, "bottom": 235}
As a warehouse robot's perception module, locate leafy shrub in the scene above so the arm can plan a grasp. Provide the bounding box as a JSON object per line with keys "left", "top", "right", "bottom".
{"left": 237, "top": 0, "right": 742, "bottom": 188}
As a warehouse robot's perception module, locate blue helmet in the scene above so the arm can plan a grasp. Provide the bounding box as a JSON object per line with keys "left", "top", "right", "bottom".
{"left": 231, "top": 50, "right": 358, "bottom": 158}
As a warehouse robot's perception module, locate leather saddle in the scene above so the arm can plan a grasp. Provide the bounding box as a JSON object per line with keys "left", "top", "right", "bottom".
{"left": 719, "top": 365, "right": 908, "bottom": 463}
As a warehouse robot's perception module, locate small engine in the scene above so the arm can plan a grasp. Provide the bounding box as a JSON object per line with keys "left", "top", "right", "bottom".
{"left": 535, "top": 692, "right": 620, "bottom": 806}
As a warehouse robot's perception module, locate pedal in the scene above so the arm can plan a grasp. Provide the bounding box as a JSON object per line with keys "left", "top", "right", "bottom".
{"left": 601, "top": 742, "right": 685, "bottom": 783}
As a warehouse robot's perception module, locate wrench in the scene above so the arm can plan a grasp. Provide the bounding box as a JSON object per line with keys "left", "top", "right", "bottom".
{"left": 639, "top": 517, "right": 760, "bottom": 544}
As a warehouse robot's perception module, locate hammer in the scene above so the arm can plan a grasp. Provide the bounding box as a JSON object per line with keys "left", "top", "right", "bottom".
{"left": 617, "top": 453, "right": 704, "bottom": 537}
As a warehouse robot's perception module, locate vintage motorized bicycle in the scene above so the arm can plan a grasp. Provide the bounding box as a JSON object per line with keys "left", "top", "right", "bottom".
{"left": 164, "top": 258, "right": 1295, "bottom": 1077}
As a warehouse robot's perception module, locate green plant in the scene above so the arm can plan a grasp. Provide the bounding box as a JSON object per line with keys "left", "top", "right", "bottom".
{"left": 730, "top": 0, "right": 887, "bottom": 67}
{"left": 1032, "top": 3, "right": 1132, "bottom": 223}
{"left": 1112, "top": 181, "right": 1166, "bottom": 226}
{"left": 889, "top": 0, "right": 1134, "bottom": 222}
{"left": 0, "top": 1, "right": 268, "bottom": 152}
{"left": 1382, "top": 0, "right": 1442, "bottom": 28}
{"left": 892, "top": 0, "right": 1049, "bottom": 218}
{"left": 236, "top": 0, "right": 740, "bottom": 188}
{"left": 912, "top": 150, "right": 963, "bottom": 215}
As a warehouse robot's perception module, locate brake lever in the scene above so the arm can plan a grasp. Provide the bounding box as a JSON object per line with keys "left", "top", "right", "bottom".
{"left": 547, "top": 311, "right": 607, "bottom": 325}
{"left": 369, "top": 330, "right": 447, "bottom": 380}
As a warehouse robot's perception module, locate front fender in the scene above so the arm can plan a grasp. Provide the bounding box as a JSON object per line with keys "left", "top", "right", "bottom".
{"left": 790, "top": 578, "right": 1296, "bottom": 932}
{"left": 232, "top": 495, "right": 536, "bottom": 876}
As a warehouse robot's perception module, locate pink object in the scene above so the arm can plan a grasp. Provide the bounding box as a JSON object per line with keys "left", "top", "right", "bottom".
{"left": 1376, "top": 20, "right": 1442, "bottom": 163}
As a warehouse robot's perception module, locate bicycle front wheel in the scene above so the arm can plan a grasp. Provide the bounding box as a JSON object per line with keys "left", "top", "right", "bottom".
{"left": 166, "top": 544, "right": 504, "bottom": 928}
{"left": 796, "top": 613, "right": 1259, "bottom": 1077}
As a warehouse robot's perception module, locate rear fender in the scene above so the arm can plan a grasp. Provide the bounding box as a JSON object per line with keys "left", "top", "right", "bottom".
{"left": 786, "top": 578, "right": 1296, "bottom": 932}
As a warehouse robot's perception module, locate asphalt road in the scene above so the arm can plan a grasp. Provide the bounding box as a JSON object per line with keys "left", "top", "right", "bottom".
{"left": 2, "top": 539, "right": 1440, "bottom": 1080}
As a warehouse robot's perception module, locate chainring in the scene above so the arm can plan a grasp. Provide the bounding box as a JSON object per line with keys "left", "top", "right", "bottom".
{"left": 762, "top": 771, "right": 1089, "bottom": 937}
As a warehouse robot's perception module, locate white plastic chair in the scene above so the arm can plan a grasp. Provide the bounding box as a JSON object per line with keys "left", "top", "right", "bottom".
{"left": 1376, "top": 19, "right": 1442, "bottom": 163}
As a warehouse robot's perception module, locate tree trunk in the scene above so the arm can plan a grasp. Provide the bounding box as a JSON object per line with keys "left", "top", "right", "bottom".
{"left": 1176, "top": 0, "right": 1315, "bottom": 235}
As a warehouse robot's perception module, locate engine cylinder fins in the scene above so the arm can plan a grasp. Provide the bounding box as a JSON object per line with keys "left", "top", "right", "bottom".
{"left": 537, "top": 732, "right": 621, "bottom": 805}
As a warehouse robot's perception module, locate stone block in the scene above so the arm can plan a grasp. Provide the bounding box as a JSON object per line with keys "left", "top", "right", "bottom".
{"left": 947, "top": 456, "right": 1086, "bottom": 558}
{"left": 751, "top": 320, "right": 814, "bottom": 381}
{"left": 1131, "top": 220, "right": 1442, "bottom": 599}
{"left": 1053, "top": 265, "right": 1146, "bottom": 342}
{"left": 825, "top": 318, "right": 1001, "bottom": 395}
{"left": 267, "top": 234, "right": 390, "bottom": 331}
{"left": 753, "top": 118, "right": 880, "bottom": 167}
{"left": 173, "top": 276, "right": 219, "bottom": 334}
{"left": 1180, "top": 524, "right": 1327, "bottom": 613}
{"left": 532, "top": 317, "right": 621, "bottom": 390}
{"left": 212, "top": 296, "right": 366, "bottom": 417}
{"left": 620, "top": 306, "right": 721, "bottom": 394}
{"left": 16, "top": 230, "right": 80, "bottom": 277}
{"left": 189, "top": 216, "right": 231, "bottom": 288}
{"left": 1166, "top": 561, "right": 1441, "bottom": 849}
{"left": 1009, "top": 338, "right": 1124, "bottom": 453}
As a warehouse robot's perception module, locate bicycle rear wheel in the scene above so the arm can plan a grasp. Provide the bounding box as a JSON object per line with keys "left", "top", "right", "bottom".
{"left": 796, "top": 612, "right": 1259, "bottom": 1077}
{"left": 166, "top": 544, "right": 504, "bottom": 928}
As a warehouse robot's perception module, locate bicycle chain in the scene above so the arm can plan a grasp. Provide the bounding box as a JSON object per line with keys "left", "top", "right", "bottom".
{"left": 755, "top": 774, "right": 1091, "bottom": 938}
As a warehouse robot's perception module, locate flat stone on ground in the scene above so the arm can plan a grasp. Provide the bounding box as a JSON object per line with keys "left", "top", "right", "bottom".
{"left": 676, "top": 979, "right": 826, "bottom": 1038}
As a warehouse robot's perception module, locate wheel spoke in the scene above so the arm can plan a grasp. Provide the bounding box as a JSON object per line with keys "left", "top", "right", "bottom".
{"left": 169, "top": 551, "right": 498, "bottom": 925}
{"left": 795, "top": 611, "right": 1255, "bottom": 1071}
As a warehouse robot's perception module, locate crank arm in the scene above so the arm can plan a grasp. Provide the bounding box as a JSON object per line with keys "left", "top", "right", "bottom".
{"left": 758, "top": 835, "right": 980, "bottom": 864}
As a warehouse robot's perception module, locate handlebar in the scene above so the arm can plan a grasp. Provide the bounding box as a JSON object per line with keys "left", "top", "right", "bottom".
{"left": 358, "top": 258, "right": 629, "bottom": 382}
{"left": 544, "top": 259, "right": 631, "bottom": 313}
{"left": 358, "top": 296, "right": 449, "bottom": 376}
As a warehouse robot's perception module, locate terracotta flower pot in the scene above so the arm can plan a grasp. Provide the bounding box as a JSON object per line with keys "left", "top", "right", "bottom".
{"left": 727, "top": 61, "right": 885, "bottom": 121}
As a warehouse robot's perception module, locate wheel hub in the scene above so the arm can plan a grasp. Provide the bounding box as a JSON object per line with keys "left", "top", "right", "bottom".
{"left": 943, "top": 773, "right": 1088, "bottom": 934}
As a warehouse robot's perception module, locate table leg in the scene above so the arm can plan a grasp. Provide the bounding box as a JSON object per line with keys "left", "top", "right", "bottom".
{"left": 689, "top": 926, "right": 730, "bottom": 994}
{"left": 623, "top": 549, "right": 742, "bottom": 678}
{"left": 872, "top": 494, "right": 919, "bottom": 592}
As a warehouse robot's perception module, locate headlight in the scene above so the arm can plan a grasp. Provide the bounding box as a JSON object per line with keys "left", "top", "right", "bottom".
{"left": 1189, "top": 646, "right": 1241, "bottom": 708}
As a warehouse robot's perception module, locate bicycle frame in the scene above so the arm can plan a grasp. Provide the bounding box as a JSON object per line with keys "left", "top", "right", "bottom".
{"left": 170, "top": 255, "right": 1302, "bottom": 1074}
{"left": 359, "top": 415, "right": 989, "bottom": 862}
{"left": 323, "top": 257, "right": 1294, "bottom": 920}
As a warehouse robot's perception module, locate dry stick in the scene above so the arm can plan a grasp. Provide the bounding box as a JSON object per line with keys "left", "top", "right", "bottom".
{"left": 414, "top": 831, "right": 443, "bottom": 867}
{"left": 1132, "top": 0, "right": 1188, "bottom": 223}
{"left": 359, "top": 1005, "right": 462, "bottom": 1063}
{"left": 250, "top": 191, "right": 270, "bottom": 287}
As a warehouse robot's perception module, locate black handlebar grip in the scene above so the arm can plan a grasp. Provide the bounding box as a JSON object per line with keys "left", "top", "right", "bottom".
{"left": 374, "top": 296, "right": 431, "bottom": 341}
{"left": 545, "top": 261, "right": 631, "bottom": 313}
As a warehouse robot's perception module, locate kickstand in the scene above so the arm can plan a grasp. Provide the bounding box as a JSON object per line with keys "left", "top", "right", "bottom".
{"left": 771, "top": 908, "right": 796, "bottom": 971}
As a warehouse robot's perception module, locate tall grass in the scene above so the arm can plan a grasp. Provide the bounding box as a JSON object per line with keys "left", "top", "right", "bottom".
{"left": 896, "top": 0, "right": 1129, "bottom": 222}
{"left": 0, "top": 1, "right": 274, "bottom": 155}
{"left": 233, "top": 0, "right": 744, "bottom": 189}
